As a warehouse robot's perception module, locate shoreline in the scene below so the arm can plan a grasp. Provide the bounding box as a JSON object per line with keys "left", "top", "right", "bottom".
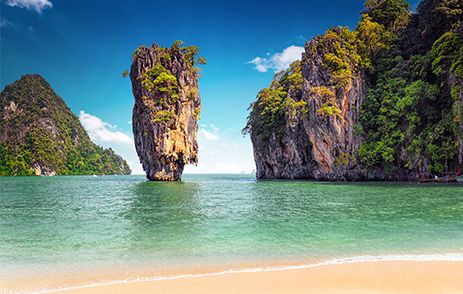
{"left": 4, "top": 254, "right": 463, "bottom": 293}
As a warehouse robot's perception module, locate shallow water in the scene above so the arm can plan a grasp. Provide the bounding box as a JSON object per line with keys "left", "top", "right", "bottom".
{"left": 1, "top": 174, "right": 463, "bottom": 289}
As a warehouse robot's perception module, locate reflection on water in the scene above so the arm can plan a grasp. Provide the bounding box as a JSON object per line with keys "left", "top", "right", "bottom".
{"left": 0, "top": 175, "right": 463, "bottom": 279}
{"left": 123, "top": 180, "right": 205, "bottom": 257}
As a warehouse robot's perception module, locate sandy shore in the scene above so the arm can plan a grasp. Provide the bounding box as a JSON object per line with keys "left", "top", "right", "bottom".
{"left": 51, "top": 261, "right": 463, "bottom": 294}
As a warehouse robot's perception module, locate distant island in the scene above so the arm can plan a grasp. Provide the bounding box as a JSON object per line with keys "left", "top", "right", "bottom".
{"left": 0, "top": 74, "right": 131, "bottom": 176}
{"left": 244, "top": 0, "right": 463, "bottom": 181}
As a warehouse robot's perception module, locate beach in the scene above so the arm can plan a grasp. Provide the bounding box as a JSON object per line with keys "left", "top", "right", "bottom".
{"left": 39, "top": 260, "right": 463, "bottom": 293}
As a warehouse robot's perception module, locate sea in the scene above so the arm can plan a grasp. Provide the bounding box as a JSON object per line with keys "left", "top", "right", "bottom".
{"left": 1, "top": 174, "right": 463, "bottom": 292}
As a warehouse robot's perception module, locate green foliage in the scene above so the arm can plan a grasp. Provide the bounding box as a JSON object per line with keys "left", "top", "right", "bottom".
{"left": 431, "top": 32, "right": 463, "bottom": 76}
{"left": 311, "top": 86, "right": 336, "bottom": 101}
{"left": 198, "top": 56, "right": 207, "bottom": 65}
{"left": 317, "top": 102, "right": 342, "bottom": 119}
{"left": 357, "top": 140, "right": 395, "bottom": 168}
{"left": 171, "top": 40, "right": 184, "bottom": 51}
{"left": 451, "top": 46, "right": 463, "bottom": 78}
{"left": 133, "top": 41, "right": 203, "bottom": 136}
{"left": 64, "top": 146, "right": 131, "bottom": 175}
{"left": 244, "top": 0, "right": 462, "bottom": 177}
{"left": 243, "top": 61, "right": 307, "bottom": 139}
{"left": 364, "top": 0, "right": 411, "bottom": 29}
{"left": 142, "top": 64, "right": 179, "bottom": 103}
{"left": 453, "top": 101, "right": 463, "bottom": 136}
{"left": 355, "top": 6, "right": 458, "bottom": 171}
{"left": 359, "top": 46, "right": 458, "bottom": 174}
{"left": 132, "top": 47, "right": 141, "bottom": 61}
{"left": 169, "top": 41, "right": 204, "bottom": 67}
{"left": 315, "top": 27, "right": 362, "bottom": 89}
{"left": 355, "top": 14, "right": 392, "bottom": 65}
{"left": 153, "top": 110, "right": 173, "bottom": 123}
{"left": 0, "top": 75, "right": 131, "bottom": 176}
{"left": 434, "top": 0, "right": 463, "bottom": 23}
{"left": 194, "top": 107, "right": 201, "bottom": 120}
{"left": 0, "top": 144, "right": 34, "bottom": 176}
{"left": 335, "top": 153, "right": 357, "bottom": 167}
{"left": 279, "top": 60, "right": 304, "bottom": 96}
{"left": 183, "top": 46, "right": 199, "bottom": 66}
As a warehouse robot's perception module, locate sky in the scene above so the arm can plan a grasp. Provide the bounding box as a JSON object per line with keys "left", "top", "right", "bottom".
{"left": 1, "top": 0, "right": 420, "bottom": 174}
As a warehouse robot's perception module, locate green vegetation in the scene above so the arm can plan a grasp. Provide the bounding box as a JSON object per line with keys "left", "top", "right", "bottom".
{"left": 194, "top": 107, "right": 201, "bottom": 120}
{"left": 153, "top": 110, "right": 173, "bottom": 123}
{"left": 310, "top": 86, "right": 342, "bottom": 119}
{"left": 0, "top": 75, "right": 131, "bottom": 176}
{"left": 335, "top": 153, "right": 357, "bottom": 167}
{"left": 132, "top": 47, "right": 141, "bottom": 61}
{"left": 198, "top": 56, "right": 207, "bottom": 65}
{"left": 0, "top": 144, "right": 34, "bottom": 176}
{"left": 311, "top": 86, "right": 336, "bottom": 101}
{"left": 356, "top": 15, "right": 392, "bottom": 66}
{"left": 313, "top": 27, "right": 362, "bottom": 89}
{"left": 317, "top": 102, "right": 342, "bottom": 119}
{"left": 135, "top": 41, "right": 203, "bottom": 126}
{"left": 364, "top": 0, "right": 411, "bottom": 29}
{"left": 245, "top": 0, "right": 463, "bottom": 177}
{"left": 142, "top": 64, "right": 179, "bottom": 104}
{"left": 170, "top": 40, "right": 207, "bottom": 67}
{"left": 358, "top": 0, "right": 462, "bottom": 175}
{"left": 431, "top": 32, "right": 463, "bottom": 76}
{"left": 243, "top": 60, "right": 307, "bottom": 139}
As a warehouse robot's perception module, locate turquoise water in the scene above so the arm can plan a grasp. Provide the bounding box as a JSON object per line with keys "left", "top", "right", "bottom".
{"left": 1, "top": 174, "right": 463, "bottom": 288}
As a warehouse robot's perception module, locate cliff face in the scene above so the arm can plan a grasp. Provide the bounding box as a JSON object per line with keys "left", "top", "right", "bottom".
{"left": 301, "top": 31, "right": 366, "bottom": 180}
{"left": 246, "top": 0, "right": 463, "bottom": 181}
{"left": 249, "top": 29, "right": 365, "bottom": 180}
{"left": 0, "top": 74, "right": 131, "bottom": 176}
{"left": 130, "top": 43, "right": 201, "bottom": 181}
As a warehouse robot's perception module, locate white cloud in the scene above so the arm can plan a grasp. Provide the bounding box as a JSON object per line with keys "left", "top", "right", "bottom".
{"left": 78, "top": 111, "right": 144, "bottom": 174}
{"left": 77, "top": 113, "right": 255, "bottom": 175}
{"left": 79, "top": 110, "right": 133, "bottom": 145}
{"left": 199, "top": 124, "right": 219, "bottom": 141}
{"left": 5, "top": 0, "right": 52, "bottom": 13}
{"left": 185, "top": 124, "right": 255, "bottom": 174}
{"left": 247, "top": 45, "right": 304, "bottom": 73}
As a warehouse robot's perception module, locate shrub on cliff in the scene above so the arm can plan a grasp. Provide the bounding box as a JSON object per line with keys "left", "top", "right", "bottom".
{"left": 243, "top": 61, "right": 307, "bottom": 139}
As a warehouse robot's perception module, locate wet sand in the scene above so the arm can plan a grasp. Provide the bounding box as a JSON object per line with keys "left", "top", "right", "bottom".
{"left": 54, "top": 261, "right": 463, "bottom": 294}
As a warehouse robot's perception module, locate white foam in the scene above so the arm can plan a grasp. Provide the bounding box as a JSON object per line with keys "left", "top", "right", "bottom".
{"left": 13, "top": 253, "right": 463, "bottom": 294}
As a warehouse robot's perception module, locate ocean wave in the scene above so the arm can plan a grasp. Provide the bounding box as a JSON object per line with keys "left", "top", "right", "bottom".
{"left": 13, "top": 253, "right": 463, "bottom": 294}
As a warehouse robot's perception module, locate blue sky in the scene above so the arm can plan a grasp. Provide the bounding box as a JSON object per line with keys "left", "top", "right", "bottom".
{"left": 1, "top": 0, "right": 420, "bottom": 174}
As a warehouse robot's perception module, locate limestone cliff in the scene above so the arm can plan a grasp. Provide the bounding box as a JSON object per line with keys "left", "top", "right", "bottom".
{"left": 246, "top": 28, "right": 366, "bottom": 180}
{"left": 130, "top": 42, "right": 202, "bottom": 181}
{"left": 245, "top": 0, "right": 463, "bottom": 181}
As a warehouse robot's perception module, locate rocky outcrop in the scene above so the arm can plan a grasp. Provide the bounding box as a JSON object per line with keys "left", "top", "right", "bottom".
{"left": 130, "top": 43, "right": 201, "bottom": 181}
{"left": 0, "top": 74, "right": 132, "bottom": 176}
{"left": 248, "top": 28, "right": 366, "bottom": 180}
{"left": 246, "top": 0, "right": 463, "bottom": 181}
